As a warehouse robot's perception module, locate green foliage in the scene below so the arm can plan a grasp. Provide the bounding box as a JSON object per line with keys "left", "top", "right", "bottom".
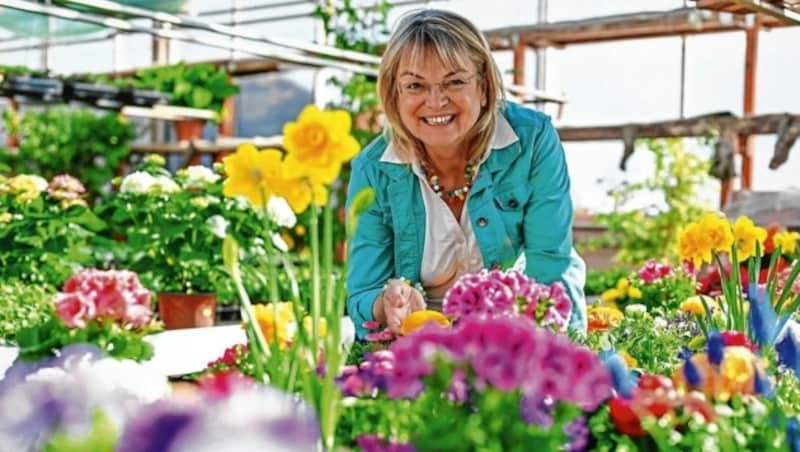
{"left": 0, "top": 188, "right": 104, "bottom": 288}
{"left": 585, "top": 268, "right": 631, "bottom": 295}
{"left": 586, "top": 138, "right": 713, "bottom": 266}
{"left": 3, "top": 107, "right": 136, "bottom": 200}
{"left": 0, "top": 280, "right": 54, "bottom": 343}
{"left": 634, "top": 270, "right": 697, "bottom": 313}
{"left": 0, "top": 64, "right": 48, "bottom": 77}
{"left": 44, "top": 410, "right": 117, "bottom": 452}
{"left": 579, "top": 312, "right": 696, "bottom": 376}
{"left": 133, "top": 62, "right": 239, "bottom": 123}
{"left": 16, "top": 316, "right": 154, "bottom": 362}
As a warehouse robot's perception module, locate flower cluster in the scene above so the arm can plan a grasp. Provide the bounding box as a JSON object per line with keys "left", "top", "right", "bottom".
{"left": 47, "top": 174, "right": 88, "bottom": 208}
{"left": 119, "top": 171, "right": 180, "bottom": 194}
{"left": 442, "top": 269, "right": 572, "bottom": 331}
{"left": 54, "top": 268, "right": 153, "bottom": 329}
{"left": 587, "top": 305, "right": 624, "bottom": 333}
{"left": 337, "top": 350, "right": 395, "bottom": 397}
{"left": 356, "top": 434, "right": 416, "bottom": 452}
{"left": 678, "top": 213, "right": 767, "bottom": 267}
{"left": 382, "top": 316, "right": 612, "bottom": 410}
{"left": 637, "top": 260, "right": 672, "bottom": 283}
{"left": 117, "top": 376, "right": 320, "bottom": 452}
{"left": 1, "top": 174, "right": 48, "bottom": 202}
{"left": 599, "top": 277, "right": 642, "bottom": 305}
{"left": 0, "top": 344, "right": 168, "bottom": 451}
{"left": 176, "top": 165, "right": 221, "bottom": 189}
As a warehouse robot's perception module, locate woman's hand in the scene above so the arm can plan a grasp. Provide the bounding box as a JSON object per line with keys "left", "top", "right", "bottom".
{"left": 373, "top": 279, "right": 426, "bottom": 334}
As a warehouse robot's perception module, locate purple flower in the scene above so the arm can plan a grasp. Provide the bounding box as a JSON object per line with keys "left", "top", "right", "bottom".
{"left": 563, "top": 416, "right": 589, "bottom": 452}
{"left": 357, "top": 434, "right": 416, "bottom": 452}
{"left": 520, "top": 394, "right": 555, "bottom": 427}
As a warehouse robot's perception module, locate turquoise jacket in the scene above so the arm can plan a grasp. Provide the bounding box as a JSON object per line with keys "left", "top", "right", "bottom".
{"left": 345, "top": 102, "right": 586, "bottom": 338}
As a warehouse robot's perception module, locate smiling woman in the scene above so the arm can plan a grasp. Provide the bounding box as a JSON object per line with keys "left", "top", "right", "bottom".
{"left": 345, "top": 8, "right": 588, "bottom": 339}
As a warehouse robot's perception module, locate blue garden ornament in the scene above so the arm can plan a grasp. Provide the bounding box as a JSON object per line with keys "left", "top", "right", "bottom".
{"left": 601, "top": 351, "right": 636, "bottom": 399}
{"left": 683, "top": 356, "right": 702, "bottom": 387}
{"left": 748, "top": 282, "right": 780, "bottom": 347}
{"left": 707, "top": 330, "right": 724, "bottom": 367}
{"left": 776, "top": 327, "right": 800, "bottom": 378}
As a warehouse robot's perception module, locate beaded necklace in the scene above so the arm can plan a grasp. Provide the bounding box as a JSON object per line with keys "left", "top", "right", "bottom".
{"left": 420, "top": 161, "right": 478, "bottom": 206}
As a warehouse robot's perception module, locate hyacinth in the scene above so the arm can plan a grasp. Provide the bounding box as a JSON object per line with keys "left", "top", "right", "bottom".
{"left": 0, "top": 344, "right": 168, "bottom": 451}
{"left": 442, "top": 269, "right": 572, "bottom": 332}
{"left": 55, "top": 269, "right": 153, "bottom": 329}
{"left": 637, "top": 260, "right": 673, "bottom": 284}
{"left": 377, "top": 316, "right": 612, "bottom": 411}
{"left": 117, "top": 379, "right": 319, "bottom": 452}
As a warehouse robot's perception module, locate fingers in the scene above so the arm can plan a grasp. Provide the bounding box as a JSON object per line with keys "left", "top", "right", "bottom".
{"left": 409, "top": 289, "right": 426, "bottom": 312}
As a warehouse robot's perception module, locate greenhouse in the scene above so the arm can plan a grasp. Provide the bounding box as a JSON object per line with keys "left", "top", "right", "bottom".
{"left": 1, "top": 0, "right": 800, "bottom": 450}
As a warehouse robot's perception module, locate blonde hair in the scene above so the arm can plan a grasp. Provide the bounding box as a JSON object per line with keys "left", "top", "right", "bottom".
{"left": 377, "top": 9, "right": 505, "bottom": 164}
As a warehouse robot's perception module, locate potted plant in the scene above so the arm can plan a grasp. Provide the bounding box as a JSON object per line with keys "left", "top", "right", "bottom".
{"left": 133, "top": 62, "right": 240, "bottom": 141}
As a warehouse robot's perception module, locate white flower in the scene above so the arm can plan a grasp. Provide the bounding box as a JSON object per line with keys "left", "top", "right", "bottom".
{"left": 270, "top": 232, "right": 289, "bottom": 252}
{"left": 206, "top": 215, "right": 229, "bottom": 239}
{"left": 150, "top": 175, "right": 180, "bottom": 194}
{"left": 182, "top": 165, "right": 221, "bottom": 189}
{"left": 120, "top": 171, "right": 155, "bottom": 194}
{"left": 624, "top": 304, "right": 647, "bottom": 316}
{"left": 267, "top": 196, "right": 297, "bottom": 228}
{"left": 653, "top": 316, "right": 668, "bottom": 329}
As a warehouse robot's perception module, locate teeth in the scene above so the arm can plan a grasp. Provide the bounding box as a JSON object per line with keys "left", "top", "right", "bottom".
{"left": 424, "top": 115, "right": 453, "bottom": 125}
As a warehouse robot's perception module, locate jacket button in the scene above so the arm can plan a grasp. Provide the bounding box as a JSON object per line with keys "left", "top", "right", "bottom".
{"left": 477, "top": 217, "right": 488, "bottom": 227}
{"left": 491, "top": 261, "right": 501, "bottom": 270}
{"left": 508, "top": 198, "right": 519, "bottom": 208}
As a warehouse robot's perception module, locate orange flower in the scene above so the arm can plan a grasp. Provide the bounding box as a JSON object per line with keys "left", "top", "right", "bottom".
{"left": 587, "top": 306, "right": 624, "bottom": 333}
{"left": 400, "top": 310, "right": 450, "bottom": 336}
{"left": 672, "top": 346, "right": 763, "bottom": 401}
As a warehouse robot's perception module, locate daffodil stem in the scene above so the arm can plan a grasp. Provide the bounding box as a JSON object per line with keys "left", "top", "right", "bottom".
{"left": 310, "top": 201, "right": 321, "bottom": 364}
{"left": 322, "top": 202, "right": 334, "bottom": 319}
{"left": 259, "top": 187, "right": 280, "bottom": 304}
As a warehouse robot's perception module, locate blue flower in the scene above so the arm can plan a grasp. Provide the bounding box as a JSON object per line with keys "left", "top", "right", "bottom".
{"left": 777, "top": 328, "right": 800, "bottom": 378}
{"left": 683, "top": 357, "right": 702, "bottom": 387}
{"left": 603, "top": 353, "right": 636, "bottom": 398}
{"left": 707, "top": 330, "right": 724, "bottom": 367}
{"left": 748, "top": 284, "right": 778, "bottom": 347}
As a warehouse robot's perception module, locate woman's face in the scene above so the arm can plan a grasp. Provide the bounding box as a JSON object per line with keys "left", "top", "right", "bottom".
{"left": 395, "top": 50, "right": 484, "bottom": 158}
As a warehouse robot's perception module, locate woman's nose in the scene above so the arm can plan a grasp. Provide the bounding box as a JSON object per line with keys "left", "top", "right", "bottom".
{"left": 424, "top": 85, "right": 448, "bottom": 107}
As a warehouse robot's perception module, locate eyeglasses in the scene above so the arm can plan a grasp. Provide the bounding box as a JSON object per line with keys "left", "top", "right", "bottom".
{"left": 397, "top": 73, "right": 481, "bottom": 98}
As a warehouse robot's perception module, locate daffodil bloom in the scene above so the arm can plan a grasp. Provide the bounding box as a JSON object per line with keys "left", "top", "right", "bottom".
{"left": 627, "top": 286, "right": 642, "bottom": 299}
{"left": 253, "top": 302, "right": 297, "bottom": 349}
{"left": 774, "top": 230, "right": 800, "bottom": 254}
{"left": 732, "top": 216, "right": 767, "bottom": 262}
{"left": 677, "top": 214, "right": 734, "bottom": 267}
{"left": 282, "top": 105, "right": 360, "bottom": 185}
{"left": 601, "top": 288, "right": 621, "bottom": 303}
{"left": 400, "top": 310, "right": 450, "bottom": 336}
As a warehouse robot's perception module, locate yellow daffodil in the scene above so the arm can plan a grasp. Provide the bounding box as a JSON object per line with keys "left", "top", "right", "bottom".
{"left": 253, "top": 302, "right": 297, "bottom": 349}
{"left": 627, "top": 286, "right": 642, "bottom": 299}
{"left": 282, "top": 105, "right": 360, "bottom": 185}
{"left": 302, "top": 316, "right": 328, "bottom": 338}
{"left": 400, "top": 310, "right": 450, "bottom": 336}
{"left": 223, "top": 144, "right": 285, "bottom": 207}
{"left": 619, "top": 350, "right": 638, "bottom": 368}
{"left": 732, "top": 216, "right": 767, "bottom": 262}
{"left": 677, "top": 213, "right": 734, "bottom": 267}
{"left": 587, "top": 306, "right": 624, "bottom": 333}
{"left": 601, "top": 288, "right": 621, "bottom": 304}
{"left": 774, "top": 230, "right": 800, "bottom": 254}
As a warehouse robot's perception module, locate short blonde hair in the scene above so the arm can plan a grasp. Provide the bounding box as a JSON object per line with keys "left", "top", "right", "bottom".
{"left": 377, "top": 9, "right": 505, "bottom": 164}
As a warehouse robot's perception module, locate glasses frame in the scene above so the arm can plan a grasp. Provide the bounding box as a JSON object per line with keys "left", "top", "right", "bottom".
{"left": 396, "top": 72, "right": 482, "bottom": 98}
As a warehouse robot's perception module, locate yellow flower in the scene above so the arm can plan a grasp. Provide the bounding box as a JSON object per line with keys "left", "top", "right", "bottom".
{"left": 627, "top": 286, "right": 642, "bottom": 299}
{"left": 223, "top": 144, "right": 285, "bottom": 207}
{"left": 253, "top": 302, "right": 297, "bottom": 349}
{"left": 0, "top": 212, "right": 11, "bottom": 223}
{"left": 616, "top": 278, "right": 629, "bottom": 291}
{"left": 587, "top": 306, "right": 624, "bottom": 333}
{"left": 680, "top": 296, "right": 716, "bottom": 315}
{"left": 282, "top": 105, "right": 360, "bottom": 185}
{"left": 8, "top": 174, "right": 48, "bottom": 202}
{"left": 700, "top": 213, "right": 735, "bottom": 253}
{"left": 280, "top": 232, "right": 296, "bottom": 250}
{"left": 732, "top": 216, "right": 767, "bottom": 262}
{"left": 400, "top": 310, "right": 450, "bottom": 335}
{"left": 774, "top": 230, "right": 800, "bottom": 254}
{"left": 677, "top": 214, "right": 734, "bottom": 267}
{"left": 619, "top": 350, "right": 638, "bottom": 368}
{"left": 600, "top": 288, "right": 621, "bottom": 303}
{"left": 295, "top": 224, "right": 307, "bottom": 236}
{"left": 302, "top": 316, "right": 328, "bottom": 338}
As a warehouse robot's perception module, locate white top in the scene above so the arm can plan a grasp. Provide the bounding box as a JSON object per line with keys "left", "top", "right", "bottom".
{"left": 380, "top": 115, "right": 520, "bottom": 309}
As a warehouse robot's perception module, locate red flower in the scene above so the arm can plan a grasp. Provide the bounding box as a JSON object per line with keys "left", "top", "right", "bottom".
{"left": 720, "top": 331, "right": 758, "bottom": 352}
{"left": 609, "top": 397, "right": 647, "bottom": 437}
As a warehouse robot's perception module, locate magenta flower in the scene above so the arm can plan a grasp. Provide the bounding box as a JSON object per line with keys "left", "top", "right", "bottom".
{"left": 55, "top": 269, "right": 153, "bottom": 329}
{"left": 638, "top": 260, "right": 673, "bottom": 284}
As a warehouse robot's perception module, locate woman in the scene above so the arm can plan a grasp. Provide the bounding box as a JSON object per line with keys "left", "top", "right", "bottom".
{"left": 345, "top": 9, "right": 586, "bottom": 338}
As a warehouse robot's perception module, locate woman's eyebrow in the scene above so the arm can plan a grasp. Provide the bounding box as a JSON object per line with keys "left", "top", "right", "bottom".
{"left": 398, "top": 69, "right": 467, "bottom": 79}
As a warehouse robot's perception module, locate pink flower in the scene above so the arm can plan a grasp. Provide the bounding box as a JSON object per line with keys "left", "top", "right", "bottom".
{"left": 638, "top": 260, "right": 673, "bottom": 284}
{"left": 54, "top": 293, "right": 95, "bottom": 328}
{"left": 55, "top": 269, "right": 153, "bottom": 329}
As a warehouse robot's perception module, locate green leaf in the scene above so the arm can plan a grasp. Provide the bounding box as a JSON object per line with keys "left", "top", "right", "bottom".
{"left": 191, "top": 87, "right": 214, "bottom": 109}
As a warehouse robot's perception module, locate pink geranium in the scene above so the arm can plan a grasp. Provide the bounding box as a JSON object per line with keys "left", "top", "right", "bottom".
{"left": 54, "top": 269, "right": 153, "bottom": 329}
{"left": 637, "top": 260, "right": 673, "bottom": 284}
{"left": 442, "top": 269, "right": 572, "bottom": 332}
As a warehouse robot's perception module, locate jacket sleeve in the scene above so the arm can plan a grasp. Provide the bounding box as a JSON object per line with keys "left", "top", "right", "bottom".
{"left": 522, "top": 119, "right": 587, "bottom": 332}
{"left": 345, "top": 157, "right": 396, "bottom": 339}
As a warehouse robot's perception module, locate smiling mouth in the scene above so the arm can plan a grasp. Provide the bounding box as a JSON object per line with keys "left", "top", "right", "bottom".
{"left": 422, "top": 114, "right": 454, "bottom": 126}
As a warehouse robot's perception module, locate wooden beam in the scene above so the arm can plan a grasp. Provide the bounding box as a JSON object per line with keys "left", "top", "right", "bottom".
{"left": 696, "top": 0, "right": 800, "bottom": 25}
{"left": 513, "top": 39, "right": 526, "bottom": 86}
{"left": 740, "top": 21, "right": 759, "bottom": 191}
{"left": 484, "top": 7, "right": 791, "bottom": 50}
{"left": 90, "top": 57, "right": 281, "bottom": 79}
{"left": 556, "top": 113, "right": 800, "bottom": 141}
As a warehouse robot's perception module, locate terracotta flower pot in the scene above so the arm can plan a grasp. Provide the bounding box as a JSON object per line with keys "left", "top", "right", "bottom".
{"left": 173, "top": 119, "right": 206, "bottom": 142}
{"left": 158, "top": 292, "right": 217, "bottom": 330}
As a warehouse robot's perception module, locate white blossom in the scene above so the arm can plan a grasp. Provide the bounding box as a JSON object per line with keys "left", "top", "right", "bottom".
{"left": 181, "top": 165, "right": 221, "bottom": 189}
{"left": 206, "top": 215, "right": 229, "bottom": 239}
{"left": 120, "top": 171, "right": 155, "bottom": 194}
{"left": 267, "top": 196, "right": 297, "bottom": 228}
